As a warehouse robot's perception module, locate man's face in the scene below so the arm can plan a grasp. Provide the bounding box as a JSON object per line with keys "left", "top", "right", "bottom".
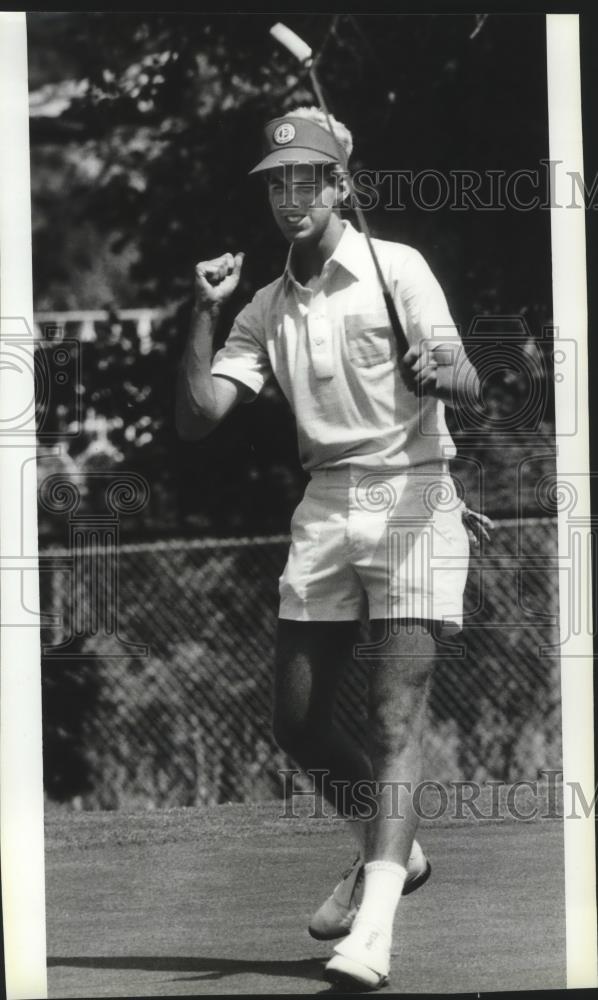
{"left": 266, "top": 163, "right": 342, "bottom": 244}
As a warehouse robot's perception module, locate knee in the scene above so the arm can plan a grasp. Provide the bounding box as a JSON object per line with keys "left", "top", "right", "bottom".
{"left": 368, "top": 695, "right": 428, "bottom": 762}
{"left": 368, "top": 663, "right": 432, "bottom": 759}
{"left": 368, "top": 708, "right": 406, "bottom": 761}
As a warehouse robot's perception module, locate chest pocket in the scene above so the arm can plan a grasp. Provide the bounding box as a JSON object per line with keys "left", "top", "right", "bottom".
{"left": 344, "top": 312, "right": 395, "bottom": 367}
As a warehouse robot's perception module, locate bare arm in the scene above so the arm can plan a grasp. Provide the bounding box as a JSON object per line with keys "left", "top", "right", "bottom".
{"left": 176, "top": 251, "right": 251, "bottom": 441}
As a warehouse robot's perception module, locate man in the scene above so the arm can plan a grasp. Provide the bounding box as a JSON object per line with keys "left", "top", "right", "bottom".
{"left": 176, "top": 107, "right": 482, "bottom": 990}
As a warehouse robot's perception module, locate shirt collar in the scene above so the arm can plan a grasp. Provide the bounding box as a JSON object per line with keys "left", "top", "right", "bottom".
{"left": 283, "top": 220, "right": 368, "bottom": 291}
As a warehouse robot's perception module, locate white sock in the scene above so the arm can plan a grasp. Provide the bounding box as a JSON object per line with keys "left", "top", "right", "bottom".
{"left": 352, "top": 861, "right": 407, "bottom": 941}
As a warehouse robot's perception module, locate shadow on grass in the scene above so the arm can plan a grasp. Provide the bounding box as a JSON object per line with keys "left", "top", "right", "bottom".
{"left": 47, "top": 954, "right": 335, "bottom": 987}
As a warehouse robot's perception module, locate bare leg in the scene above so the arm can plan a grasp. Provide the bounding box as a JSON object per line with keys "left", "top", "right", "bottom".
{"left": 273, "top": 619, "right": 373, "bottom": 815}
{"left": 365, "top": 619, "right": 436, "bottom": 866}
{"left": 323, "top": 619, "right": 437, "bottom": 987}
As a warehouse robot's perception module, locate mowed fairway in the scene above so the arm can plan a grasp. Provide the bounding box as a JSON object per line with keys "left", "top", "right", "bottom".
{"left": 45, "top": 802, "right": 566, "bottom": 997}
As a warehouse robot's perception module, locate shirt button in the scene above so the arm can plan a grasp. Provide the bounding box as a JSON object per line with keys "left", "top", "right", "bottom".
{"left": 314, "top": 336, "right": 324, "bottom": 345}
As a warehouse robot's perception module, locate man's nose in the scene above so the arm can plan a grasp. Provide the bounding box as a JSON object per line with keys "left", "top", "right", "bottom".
{"left": 281, "top": 188, "right": 314, "bottom": 209}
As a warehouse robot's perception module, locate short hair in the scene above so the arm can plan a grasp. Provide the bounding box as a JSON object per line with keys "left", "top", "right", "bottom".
{"left": 287, "top": 105, "right": 353, "bottom": 161}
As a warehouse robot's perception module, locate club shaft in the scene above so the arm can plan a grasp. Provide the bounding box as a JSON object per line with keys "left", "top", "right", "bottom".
{"left": 308, "top": 68, "right": 410, "bottom": 358}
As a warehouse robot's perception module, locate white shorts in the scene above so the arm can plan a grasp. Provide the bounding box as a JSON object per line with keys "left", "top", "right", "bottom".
{"left": 279, "top": 463, "right": 470, "bottom": 632}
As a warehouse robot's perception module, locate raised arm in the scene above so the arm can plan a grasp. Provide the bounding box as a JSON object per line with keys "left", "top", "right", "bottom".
{"left": 176, "top": 251, "right": 251, "bottom": 441}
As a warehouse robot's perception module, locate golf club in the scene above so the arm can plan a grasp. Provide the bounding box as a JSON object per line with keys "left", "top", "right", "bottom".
{"left": 270, "top": 22, "right": 410, "bottom": 358}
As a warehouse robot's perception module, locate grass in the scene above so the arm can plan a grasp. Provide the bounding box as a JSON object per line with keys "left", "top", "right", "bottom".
{"left": 45, "top": 797, "right": 566, "bottom": 997}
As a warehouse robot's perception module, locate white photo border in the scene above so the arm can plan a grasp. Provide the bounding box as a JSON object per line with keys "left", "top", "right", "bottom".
{"left": 0, "top": 9, "right": 596, "bottom": 999}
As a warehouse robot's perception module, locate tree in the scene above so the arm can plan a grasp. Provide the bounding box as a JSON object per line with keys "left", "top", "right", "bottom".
{"left": 29, "top": 12, "right": 556, "bottom": 536}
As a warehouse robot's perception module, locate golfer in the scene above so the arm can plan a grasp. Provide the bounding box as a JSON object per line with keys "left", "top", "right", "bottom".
{"left": 176, "top": 107, "right": 482, "bottom": 990}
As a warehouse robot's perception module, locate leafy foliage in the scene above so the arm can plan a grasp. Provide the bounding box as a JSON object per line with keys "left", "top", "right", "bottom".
{"left": 29, "top": 13, "right": 555, "bottom": 537}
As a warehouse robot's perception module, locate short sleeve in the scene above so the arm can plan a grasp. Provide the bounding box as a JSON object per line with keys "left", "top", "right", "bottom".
{"left": 395, "top": 249, "right": 463, "bottom": 355}
{"left": 211, "top": 290, "right": 271, "bottom": 399}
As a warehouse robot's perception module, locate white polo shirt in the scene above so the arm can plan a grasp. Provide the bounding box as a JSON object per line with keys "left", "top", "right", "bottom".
{"left": 211, "top": 221, "right": 462, "bottom": 471}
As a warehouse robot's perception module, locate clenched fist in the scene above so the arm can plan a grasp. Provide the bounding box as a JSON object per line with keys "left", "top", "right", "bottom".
{"left": 194, "top": 252, "right": 245, "bottom": 308}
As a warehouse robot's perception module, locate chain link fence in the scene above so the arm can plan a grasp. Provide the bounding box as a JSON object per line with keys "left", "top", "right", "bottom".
{"left": 40, "top": 519, "right": 562, "bottom": 809}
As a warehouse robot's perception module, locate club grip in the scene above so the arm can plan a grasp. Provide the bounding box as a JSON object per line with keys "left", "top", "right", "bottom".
{"left": 383, "top": 290, "right": 409, "bottom": 359}
{"left": 270, "top": 23, "right": 313, "bottom": 64}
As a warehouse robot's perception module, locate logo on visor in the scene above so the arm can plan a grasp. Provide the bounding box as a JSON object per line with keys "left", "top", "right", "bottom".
{"left": 273, "top": 122, "right": 296, "bottom": 145}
